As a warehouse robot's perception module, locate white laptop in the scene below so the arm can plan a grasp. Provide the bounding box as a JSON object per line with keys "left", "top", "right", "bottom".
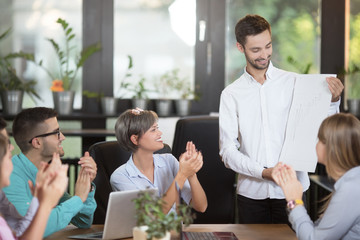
{"left": 68, "top": 188, "right": 157, "bottom": 239}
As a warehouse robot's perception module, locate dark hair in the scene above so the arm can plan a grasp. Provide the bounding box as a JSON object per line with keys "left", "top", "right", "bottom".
{"left": 12, "top": 107, "right": 58, "bottom": 153}
{"left": 115, "top": 109, "right": 158, "bottom": 152}
{"left": 235, "top": 14, "right": 271, "bottom": 46}
{"left": 0, "top": 117, "right": 6, "bottom": 131}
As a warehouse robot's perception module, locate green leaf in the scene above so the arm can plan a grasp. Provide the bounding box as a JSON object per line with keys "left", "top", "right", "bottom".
{"left": 67, "top": 34, "right": 75, "bottom": 42}
{"left": 66, "top": 28, "right": 73, "bottom": 36}
{"left": 57, "top": 18, "right": 69, "bottom": 30}
{"left": 76, "top": 42, "right": 102, "bottom": 68}
{"left": 0, "top": 28, "right": 12, "bottom": 41}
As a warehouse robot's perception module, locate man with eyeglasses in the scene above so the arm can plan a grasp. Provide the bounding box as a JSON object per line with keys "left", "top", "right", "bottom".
{"left": 3, "top": 107, "right": 97, "bottom": 237}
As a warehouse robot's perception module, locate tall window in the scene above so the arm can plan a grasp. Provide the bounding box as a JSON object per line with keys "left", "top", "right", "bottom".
{"left": 346, "top": 0, "right": 360, "bottom": 102}
{"left": 0, "top": 0, "right": 82, "bottom": 109}
{"left": 113, "top": 0, "right": 196, "bottom": 99}
{"left": 225, "top": 0, "right": 320, "bottom": 86}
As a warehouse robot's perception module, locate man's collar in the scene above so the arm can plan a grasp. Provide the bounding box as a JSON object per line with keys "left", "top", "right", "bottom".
{"left": 244, "top": 61, "right": 274, "bottom": 82}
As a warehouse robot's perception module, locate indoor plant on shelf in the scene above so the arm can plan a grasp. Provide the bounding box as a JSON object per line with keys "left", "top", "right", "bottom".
{"left": 132, "top": 190, "right": 193, "bottom": 240}
{"left": 37, "top": 18, "right": 101, "bottom": 115}
{"left": 0, "top": 28, "right": 41, "bottom": 115}
{"left": 124, "top": 75, "right": 153, "bottom": 110}
{"left": 118, "top": 55, "right": 153, "bottom": 111}
{"left": 154, "top": 69, "right": 180, "bottom": 116}
{"left": 340, "top": 64, "right": 360, "bottom": 115}
{"left": 172, "top": 71, "right": 199, "bottom": 116}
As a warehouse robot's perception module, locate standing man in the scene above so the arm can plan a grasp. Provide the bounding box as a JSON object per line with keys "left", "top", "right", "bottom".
{"left": 219, "top": 14, "right": 344, "bottom": 224}
{"left": 3, "top": 107, "right": 97, "bottom": 237}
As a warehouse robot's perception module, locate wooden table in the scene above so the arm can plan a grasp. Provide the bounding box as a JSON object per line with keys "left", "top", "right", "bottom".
{"left": 45, "top": 224, "right": 297, "bottom": 240}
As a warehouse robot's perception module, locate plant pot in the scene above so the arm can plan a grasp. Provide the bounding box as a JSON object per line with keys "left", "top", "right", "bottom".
{"left": 155, "top": 99, "right": 172, "bottom": 117}
{"left": 0, "top": 90, "right": 24, "bottom": 115}
{"left": 53, "top": 91, "right": 75, "bottom": 115}
{"left": 175, "top": 99, "right": 191, "bottom": 116}
{"left": 347, "top": 99, "right": 360, "bottom": 116}
{"left": 153, "top": 232, "right": 170, "bottom": 240}
{"left": 133, "top": 226, "right": 170, "bottom": 240}
{"left": 132, "top": 99, "right": 147, "bottom": 110}
{"left": 82, "top": 96, "right": 101, "bottom": 114}
{"left": 133, "top": 226, "right": 148, "bottom": 240}
{"left": 101, "top": 97, "right": 118, "bottom": 115}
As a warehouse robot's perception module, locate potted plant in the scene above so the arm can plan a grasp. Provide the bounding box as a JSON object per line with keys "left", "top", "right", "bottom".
{"left": 172, "top": 71, "right": 199, "bottom": 116}
{"left": 37, "top": 18, "right": 101, "bottom": 115}
{"left": 0, "top": 28, "right": 41, "bottom": 115}
{"left": 154, "top": 69, "right": 179, "bottom": 117}
{"left": 132, "top": 190, "right": 193, "bottom": 240}
{"left": 124, "top": 75, "right": 154, "bottom": 110}
{"left": 341, "top": 64, "right": 360, "bottom": 115}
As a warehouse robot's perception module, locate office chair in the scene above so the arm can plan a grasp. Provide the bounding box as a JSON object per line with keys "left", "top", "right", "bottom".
{"left": 89, "top": 140, "right": 171, "bottom": 224}
{"left": 172, "top": 115, "right": 237, "bottom": 223}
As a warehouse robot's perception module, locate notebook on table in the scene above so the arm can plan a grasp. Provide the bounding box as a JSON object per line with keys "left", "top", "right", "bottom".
{"left": 182, "top": 231, "right": 238, "bottom": 240}
{"left": 68, "top": 188, "right": 157, "bottom": 240}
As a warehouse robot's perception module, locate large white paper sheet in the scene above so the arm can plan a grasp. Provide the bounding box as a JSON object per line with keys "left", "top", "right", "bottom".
{"left": 279, "top": 74, "right": 335, "bottom": 172}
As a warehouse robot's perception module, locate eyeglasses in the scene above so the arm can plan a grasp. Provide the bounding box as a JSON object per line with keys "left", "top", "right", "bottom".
{"left": 28, "top": 129, "right": 61, "bottom": 143}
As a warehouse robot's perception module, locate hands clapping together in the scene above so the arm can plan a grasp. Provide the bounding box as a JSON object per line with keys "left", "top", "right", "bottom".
{"left": 75, "top": 151, "right": 97, "bottom": 202}
{"left": 29, "top": 153, "right": 68, "bottom": 206}
{"left": 272, "top": 162, "right": 303, "bottom": 201}
{"left": 178, "top": 141, "right": 203, "bottom": 179}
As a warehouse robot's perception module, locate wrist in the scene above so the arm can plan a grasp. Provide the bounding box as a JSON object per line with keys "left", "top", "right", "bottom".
{"left": 175, "top": 172, "right": 187, "bottom": 187}
{"left": 286, "top": 199, "right": 304, "bottom": 213}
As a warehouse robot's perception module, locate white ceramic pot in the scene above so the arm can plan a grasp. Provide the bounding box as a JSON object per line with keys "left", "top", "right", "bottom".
{"left": 132, "top": 226, "right": 171, "bottom": 240}
{"left": 153, "top": 231, "right": 171, "bottom": 240}
{"left": 133, "top": 226, "right": 148, "bottom": 240}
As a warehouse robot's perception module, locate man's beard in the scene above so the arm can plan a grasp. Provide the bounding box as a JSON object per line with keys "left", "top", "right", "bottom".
{"left": 245, "top": 53, "right": 271, "bottom": 70}
{"left": 41, "top": 142, "right": 65, "bottom": 159}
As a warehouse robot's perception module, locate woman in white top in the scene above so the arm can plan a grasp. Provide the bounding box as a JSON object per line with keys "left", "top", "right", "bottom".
{"left": 110, "top": 108, "right": 207, "bottom": 214}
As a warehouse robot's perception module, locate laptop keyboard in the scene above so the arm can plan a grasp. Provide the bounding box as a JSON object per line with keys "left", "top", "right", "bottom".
{"left": 184, "top": 232, "right": 218, "bottom": 240}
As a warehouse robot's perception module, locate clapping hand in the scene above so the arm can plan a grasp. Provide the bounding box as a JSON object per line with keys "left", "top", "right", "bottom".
{"left": 29, "top": 152, "right": 64, "bottom": 198}
{"left": 74, "top": 167, "right": 91, "bottom": 202}
{"left": 179, "top": 141, "right": 203, "bottom": 178}
{"left": 35, "top": 153, "right": 69, "bottom": 208}
{"left": 272, "top": 162, "right": 303, "bottom": 201}
{"left": 78, "top": 152, "right": 97, "bottom": 182}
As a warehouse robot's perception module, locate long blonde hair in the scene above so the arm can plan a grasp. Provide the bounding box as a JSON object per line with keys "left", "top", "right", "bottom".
{"left": 318, "top": 113, "right": 360, "bottom": 215}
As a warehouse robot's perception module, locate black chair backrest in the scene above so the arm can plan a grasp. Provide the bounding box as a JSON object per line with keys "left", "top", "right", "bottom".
{"left": 89, "top": 140, "right": 171, "bottom": 224}
{"left": 172, "top": 115, "right": 236, "bottom": 224}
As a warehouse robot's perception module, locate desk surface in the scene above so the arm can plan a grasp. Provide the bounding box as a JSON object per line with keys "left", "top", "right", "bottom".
{"left": 45, "top": 224, "right": 297, "bottom": 240}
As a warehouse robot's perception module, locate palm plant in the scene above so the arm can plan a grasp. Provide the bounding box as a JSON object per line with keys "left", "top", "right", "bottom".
{"left": 0, "top": 28, "right": 41, "bottom": 102}
{"left": 37, "top": 18, "right": 101, "bottom": 91}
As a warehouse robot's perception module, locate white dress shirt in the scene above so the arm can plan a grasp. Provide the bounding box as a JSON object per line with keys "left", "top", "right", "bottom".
{"left": 219, "top": 62, "right": 340, "bottom": 199}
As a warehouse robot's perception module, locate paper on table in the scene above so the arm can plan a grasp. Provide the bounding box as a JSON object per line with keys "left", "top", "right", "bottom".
{"left": 279, "top": 74, "right": 335, "bottom": 172}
